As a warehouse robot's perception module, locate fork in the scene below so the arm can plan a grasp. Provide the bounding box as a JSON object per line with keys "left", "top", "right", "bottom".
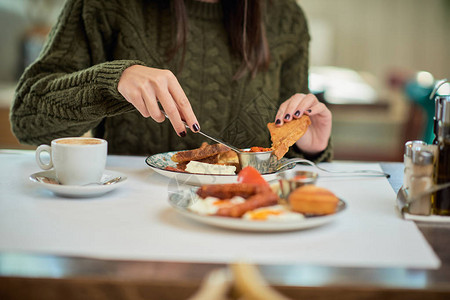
{"left": 275, "top": 158, "right": 390, "bottom": 177}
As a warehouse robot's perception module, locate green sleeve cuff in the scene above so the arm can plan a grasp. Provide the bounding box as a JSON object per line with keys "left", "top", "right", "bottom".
{"left": 285, "top": 137, "right": 334, "bottom": 163}
{"left": 95, "top": 60, "right": 146, "bottom": 94}
{"left": 91, "top": 60, "right": 147, "bottom": 116}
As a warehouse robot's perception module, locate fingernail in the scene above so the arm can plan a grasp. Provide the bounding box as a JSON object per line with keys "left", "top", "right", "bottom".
{"left": 284, "top": 114, "right": 291, "bottom": 120}
{"left": 275, "top": 119, "right": 281, "bottom": 125}
{"left": 193, "top": 123, "right": 200, "bottom": 132}
{"left": 306, "top": 109, "right": 312, "bottom": 113}
{"left": 294, "top": 110, "right": 301, "bottom": 117}
{"left": 179, "top": 131, "right": 186, "bottom": 137}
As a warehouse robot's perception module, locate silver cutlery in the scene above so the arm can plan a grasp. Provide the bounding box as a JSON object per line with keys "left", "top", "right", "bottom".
{"left": 35, "top": 176, "right": 123, "bottom": 186}
{"left": 82, "top": 177, "right": 123, "bottom": 186}
{"left": 275, "top": 158, "right": 390, "bottom": 177}
{"left": 160, "top": 110, "right": 243, "bottom": 153}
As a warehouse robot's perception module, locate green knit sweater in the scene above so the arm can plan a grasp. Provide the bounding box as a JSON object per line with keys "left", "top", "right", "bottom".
{"left": 11, "top": 0, "right": 332, "bottom": 161}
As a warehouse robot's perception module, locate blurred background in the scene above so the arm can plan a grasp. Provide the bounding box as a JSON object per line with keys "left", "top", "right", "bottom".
{"left": 0, "top": 0, "right": 449, "bottom": 161}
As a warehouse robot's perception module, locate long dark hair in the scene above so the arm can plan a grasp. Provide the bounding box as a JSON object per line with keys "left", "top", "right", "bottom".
{"left": 168, "top": 0, "right": 270, "bottom": 79}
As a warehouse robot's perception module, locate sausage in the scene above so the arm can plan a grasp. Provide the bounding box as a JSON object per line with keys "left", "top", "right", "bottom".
{"left": 215, "top": 192, "right": 279, "bottom": 218}
{"left": 197, "top": 183, "right": 271, "bottom": 199}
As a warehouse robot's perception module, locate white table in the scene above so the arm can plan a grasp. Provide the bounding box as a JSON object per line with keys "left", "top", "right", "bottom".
{"left": 0, "top": 150, "right": 448, "bottom": 300}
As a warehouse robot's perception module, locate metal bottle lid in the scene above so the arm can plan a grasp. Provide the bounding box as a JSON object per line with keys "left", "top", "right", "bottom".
{"left": 439, "top": 96, "right": 450, "bottom": 123}
{"left": 411, "top": 149, "right": 434, "bottom": 165}
{"left": 431, "top": 79, "right": 449, "bottom": 122}
{"left": 405, "top": 140, "right": 427, "bottom": 157}
{"left": 435, "top": 97, "right": 443, "bottom": 120}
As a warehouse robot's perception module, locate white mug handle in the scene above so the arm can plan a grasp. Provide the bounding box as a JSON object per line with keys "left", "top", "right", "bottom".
{"left": 35, "top": 144, "right": 53, "bottom": 170}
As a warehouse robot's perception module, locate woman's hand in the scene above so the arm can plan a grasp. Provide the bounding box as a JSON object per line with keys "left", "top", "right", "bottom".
{"left": 275, "top": 93, "right": 332, "bottom": 155}
{"left": 118, "top": 65, "right": 200, "bottom": 137}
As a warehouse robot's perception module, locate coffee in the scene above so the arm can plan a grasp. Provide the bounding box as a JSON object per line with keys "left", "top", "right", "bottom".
{"left": 56, "top": 138, "right": 102, "bottom": 145}
{"left": 36, "top": 137, "right": 107, "bottom": 185}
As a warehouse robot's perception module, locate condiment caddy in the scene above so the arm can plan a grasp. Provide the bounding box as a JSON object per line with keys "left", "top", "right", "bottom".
{"left": 397, "top": 79, "right": 450, "bottom": 218}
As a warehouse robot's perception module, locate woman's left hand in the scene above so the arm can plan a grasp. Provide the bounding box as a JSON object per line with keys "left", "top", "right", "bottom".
{"left": 274, "top": 93, "right": 332, "bottom": 155}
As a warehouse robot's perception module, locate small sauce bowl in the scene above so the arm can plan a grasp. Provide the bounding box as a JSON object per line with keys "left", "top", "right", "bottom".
{"left": 237, "top": 149, "right": 275, "bottom": 174}
{"left": 277, "top": 170, "right": 318, "bottom": 199}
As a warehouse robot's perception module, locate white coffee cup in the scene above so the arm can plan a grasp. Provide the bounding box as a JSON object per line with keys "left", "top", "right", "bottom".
{"left": 35, "top": 137, "right": 107, "bottom": 185}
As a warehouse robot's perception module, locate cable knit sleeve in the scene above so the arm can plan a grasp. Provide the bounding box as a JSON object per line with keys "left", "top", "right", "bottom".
{"left": 10, "top": 0, "right": 145, "bottom": 146}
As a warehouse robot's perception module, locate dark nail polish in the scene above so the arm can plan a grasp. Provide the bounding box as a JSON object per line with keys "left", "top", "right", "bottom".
{"left": 284, "top": 114, "right": 291, "bottom": 120}
{"left": 179, "top": 131, "right": 186, "bottom": 137}
{"left": 275, "top": 119, "right": 281, "bottom": 125}
{"left": 306, "top": 109, "right": 312, "bottom": 113}
{"left": 193, "top": 123, "right": 200, "bottom": 132}
{"left": 294, "top": 110, "right": 301, "bottom": 117}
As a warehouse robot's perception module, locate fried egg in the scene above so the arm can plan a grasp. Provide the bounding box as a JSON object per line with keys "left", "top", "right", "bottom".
{"left": 242, "top": 205, "right": 304, "bottom": 221}
{"left": 189, "top": 196, "right": 246, "bottom": 215}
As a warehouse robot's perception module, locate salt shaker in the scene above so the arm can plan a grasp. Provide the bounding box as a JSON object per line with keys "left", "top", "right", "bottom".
{"left": 408, "top": 148, "right": 435, "bottom": 215}
{"left": 403, "top": 140, "right": 426, "bottom": 191}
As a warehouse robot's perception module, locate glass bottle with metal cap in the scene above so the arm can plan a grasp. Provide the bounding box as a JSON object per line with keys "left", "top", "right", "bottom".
{"left": 432, "top": 80, "right": 450, "bottom": 215}
{"left": 430, "top": 79, "right": 448, "bottom": 145}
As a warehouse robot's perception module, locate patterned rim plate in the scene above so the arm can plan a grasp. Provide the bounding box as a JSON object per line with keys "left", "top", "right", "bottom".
{"left": 168, "top": 188, "right": 347, "bottom": 232}
{"left": 145, "top": 151, "right": 292, "bottom": 186}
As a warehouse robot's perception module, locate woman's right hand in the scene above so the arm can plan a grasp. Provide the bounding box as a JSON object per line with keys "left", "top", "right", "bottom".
{"left": 117, "top": 65, "right": 200, "bottom": 137}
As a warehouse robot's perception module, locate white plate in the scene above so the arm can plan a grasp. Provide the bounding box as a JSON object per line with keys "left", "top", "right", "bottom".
{"left": 146, "top": 151, "right": 292, "bottom": 186}
{"left": 168, "top": 189, "right": 346, "bottom": 232}
{"left": 29, "top": 170, "right": 127, "bottom": 198}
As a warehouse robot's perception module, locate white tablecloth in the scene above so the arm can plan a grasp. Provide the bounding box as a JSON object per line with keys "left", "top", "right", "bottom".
{"left": 0, "top": 150, "right": 440, "bottom": 269}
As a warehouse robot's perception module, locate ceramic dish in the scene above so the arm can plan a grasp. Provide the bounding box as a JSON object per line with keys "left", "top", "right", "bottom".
{"left": 168, "top": 188, "right": 346, "bottom": 232}
{"left": 29, "top": 170, "right": 127, "bottom": 198}
{"left": 146, "top": 151, "right": 293, "bottom": 186}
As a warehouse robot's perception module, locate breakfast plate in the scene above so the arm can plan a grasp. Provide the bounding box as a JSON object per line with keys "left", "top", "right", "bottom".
{"left": 29, "top": 170, "right": 127, "bottom": 198}
{"left": 168, "top": 188, "right": 346, "bottom": 232}
{"left": 146, "top": 151, "right": 293, "bottom": 186}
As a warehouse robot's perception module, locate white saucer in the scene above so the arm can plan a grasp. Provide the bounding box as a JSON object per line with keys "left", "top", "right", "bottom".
{"left": 29, "top": 170, "right": 127, "bottom": 198}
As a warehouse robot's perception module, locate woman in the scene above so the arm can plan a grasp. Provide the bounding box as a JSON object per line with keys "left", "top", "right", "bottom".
{"left": 10, "top": 0, "right": 332, "bottom": 161}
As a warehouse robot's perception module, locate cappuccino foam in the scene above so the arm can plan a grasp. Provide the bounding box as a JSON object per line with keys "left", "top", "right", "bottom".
{"left": 56, "top": 138, "right": 102, "bottom": 145}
